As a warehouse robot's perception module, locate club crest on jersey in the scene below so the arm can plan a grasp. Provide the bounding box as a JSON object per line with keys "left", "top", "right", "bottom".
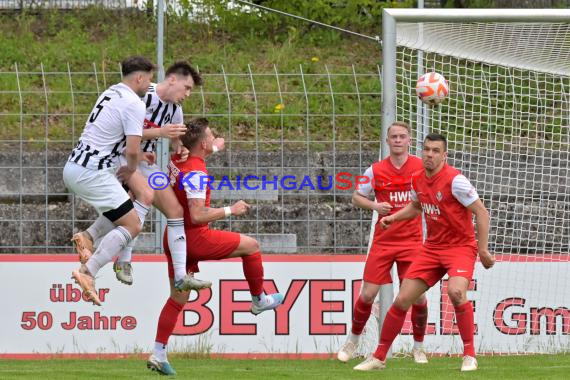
{"left": 436, "top": 191, "right": 443, "bottom": 201}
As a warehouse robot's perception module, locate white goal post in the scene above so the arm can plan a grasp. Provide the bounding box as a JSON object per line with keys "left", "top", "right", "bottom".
{"left": 359, "top": 9, "right": 570, "bottom": 357}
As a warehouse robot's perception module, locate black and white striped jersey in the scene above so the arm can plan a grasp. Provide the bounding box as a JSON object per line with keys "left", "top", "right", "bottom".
{"left": 141, "top": 83, "right": 184, "bottom": 153}
{"left": 68, "top": 83, "right": 145, "bottom": 170}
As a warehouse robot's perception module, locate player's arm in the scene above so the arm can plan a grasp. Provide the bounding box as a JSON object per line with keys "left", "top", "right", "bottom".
{"left": 183, "top": 171, "right": 250, "bottom": 224}
{"left": 379, "top": 200, "right": 422, "bottom": 229}
{"left": 352, "top": 191, "right": 392, "bottom": 215}
{"left": 466, "top": 199, "right": 495, "bottom": 269}
{"left": 351, "top": 166, "right": 393, "bottom": 215}
{"left": 142, "top": 124, "right": 187, "bottom": 141}
{"left": 187, "top": 198, "right": 250, "bottom": 224}
{"left": 117, "top": 100, "right": 144, "bottom": 182}
{"left": 452, "top": 174, "right": 495, "bottom": 269}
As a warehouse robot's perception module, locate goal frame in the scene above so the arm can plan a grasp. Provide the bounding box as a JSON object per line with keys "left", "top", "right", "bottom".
{"left": 373, "top": 8, "right": 570, "bottom": 356}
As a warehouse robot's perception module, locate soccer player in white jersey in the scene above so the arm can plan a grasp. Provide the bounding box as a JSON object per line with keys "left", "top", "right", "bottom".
{"left": 63, "top": 56, "right": 155, "bottom": 306}
{"left": 71, "top": 62, "right": 213, "bottom": 292}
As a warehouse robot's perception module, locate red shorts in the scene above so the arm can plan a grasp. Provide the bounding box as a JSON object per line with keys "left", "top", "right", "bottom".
{"left": 404, "top": 245, "right": 477, "bottom": 287}
{"left": 164, "top": 227, "right": 241, "bottom": 278}
{"left": 362, "top": 244, "right": 422, "bottom": 285}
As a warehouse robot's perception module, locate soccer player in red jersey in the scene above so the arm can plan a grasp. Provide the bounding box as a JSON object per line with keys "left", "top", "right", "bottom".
{"left": 337, "top": 121, "right": 429, "bottom": 364}
{"left": 354, "top": 133, "right": 495, "bottom": 372}
{"left": 147, "top": 118, "right": 284, "bottom": 375}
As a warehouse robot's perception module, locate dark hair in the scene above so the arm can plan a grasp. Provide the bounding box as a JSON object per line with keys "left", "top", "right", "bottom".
{"left": 121, "top": 56, "right": 156, "bottom": 77}
{"left": 181, "top": 118, "right": 209, "bottom": 150}
{"left": 424, "top": 133, "right": 447, "bottom": 151}
{"left": 165, "top": 61, "right": 203, "bottom": 86}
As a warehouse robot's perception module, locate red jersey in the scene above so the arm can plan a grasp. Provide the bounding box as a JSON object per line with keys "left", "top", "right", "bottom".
{"left": 364, "top": 155, "right": 423, "bottom": 246}
{"left": 411, "top": 163, "right": 478, "bottom": 249}
{"left": 168, "top": 154, "right": 211, "bottom": 230}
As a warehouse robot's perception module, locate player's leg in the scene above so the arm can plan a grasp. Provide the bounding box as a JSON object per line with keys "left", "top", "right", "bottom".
{"left": 113, "top": 171, "right": 154, "bottom": 285}
{"left": 397, "top": 255, "right": 429, "bottom": 364}
{"left": 153, "top": 184, "right": 210, "bottom": 290}
{"left": 354, "top": 278, "right": 429, "bottom": 371}
{"left": 64, "top": 163, "right": 142, "bottom": 305}
{"left": 148, "top": 277, "right": 190, "bottom": 376}
{"left": 448, "top": 276, "right": 477, "bottom": 371}
{"left": 336, "top": 281, "right": 380, "bottom": 362}
{"left": 338, "top": 246, "right": 392, "bottom": 362}
{"left": 73, "top": 205, "right": 142, "bottom": 305}
{"left": 445, "top": 246, "right": 478, "bottom": 371}
{"left": 225, "top": 234, "right": 283, "bottom": 314}
{"left": 410, "top": 292, "right": 429, "bottom": 363}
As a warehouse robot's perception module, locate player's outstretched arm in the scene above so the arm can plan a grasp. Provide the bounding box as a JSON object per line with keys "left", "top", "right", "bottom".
{"left": 187, "top": 198, "right": 251, "bottom": 224}
{"left": 466, "top": 199, "right": 495, "bottom": 269}
{"left": 379, "top": 200, "right": 421, "bottom": 229}
{"left": 351, "top": 191, "right": 392, "bottom": 215}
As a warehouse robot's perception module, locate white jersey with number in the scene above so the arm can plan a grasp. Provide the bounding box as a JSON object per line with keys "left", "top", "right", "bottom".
{"left": 141, "top": 83, "right": 184, "bottom": 153}
{"left": 67, "top": 83, "right": 145, "bottom": 170}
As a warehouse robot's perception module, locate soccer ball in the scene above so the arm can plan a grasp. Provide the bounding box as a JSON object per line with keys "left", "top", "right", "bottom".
{"left": 415, "top": 72, "right": 449, "bottom": 106}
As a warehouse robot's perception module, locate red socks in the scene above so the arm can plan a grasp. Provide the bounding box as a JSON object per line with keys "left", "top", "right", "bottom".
{"left": 351, "top": 297, "right": 373, "bottom": 335}
{"left": 242, "top": 252, "right": 264, "bottom": 296}
{"left": 155, "top": 297, "right": 184, "bottom": 345}
{"left": 373, "top": 304, "right": 408, "bottom": 361}
{"left": 454, "top": 301, "right": 476, "bottom": 357}
{"left": 411, "top": 302, "right": 428, "bottom": 343}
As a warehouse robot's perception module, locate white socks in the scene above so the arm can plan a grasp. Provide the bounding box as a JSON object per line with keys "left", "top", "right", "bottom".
{"left": 86, "top": 216, "right": 115, "bottom": 242}
{"left": 117, "top": 200, "right": 149, "bottom": 263}
{"left": 153, "top": 342, "right": 167, "bottom": 362}
{"left": 85, "top": 226, "right": 132, "bottom": 276}
{"left": 413, "top": 340, "right": 424, "bottom": 350}
{"left": 347, "top": 332, "right": 360, "bottom": 345}
{"left": 167, "top": 218, "right": 187, "bottom": 281}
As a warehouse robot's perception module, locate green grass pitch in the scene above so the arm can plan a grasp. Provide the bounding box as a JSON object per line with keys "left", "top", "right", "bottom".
{"left": 1, "top": 355, "right": 569, "bottom": 379}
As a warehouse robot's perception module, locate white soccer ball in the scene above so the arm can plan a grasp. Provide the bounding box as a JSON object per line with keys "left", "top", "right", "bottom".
{"left": 415, "top": 72, "right": 449, "bottom": 106}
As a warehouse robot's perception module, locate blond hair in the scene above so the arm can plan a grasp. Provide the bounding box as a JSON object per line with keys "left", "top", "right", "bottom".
{"left": 387, "top": 121, "right": 411, "bottom": 135}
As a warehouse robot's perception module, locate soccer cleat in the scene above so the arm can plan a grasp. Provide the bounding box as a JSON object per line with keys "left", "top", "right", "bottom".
{"left": 337, "top": 341, "right": 357, "bottom": 362}
{"left": 251, "top": 293, "right": 284, "bottom": 315}
{"left": 461, "top": 355, "right": 478, "bottom": 372}
{"left": 71, "top": 232, "right": 93, "bottom": 264}
{"left": 412, "top": 348, "right": 429, "bottom": 364}
{"left": 113, "top": 260, "right": 133, "bottom": 285}
{"left": 353, "top": 356, "right": 386, "bottom": 371}
{"left": 71, "top": 266, "right": 101, "bottom": 306}
{"left": 147, "top": 354, "right": 177, "bottom": 376}
{"left": 174, "top": 273, "right": 212, "bottom": 292}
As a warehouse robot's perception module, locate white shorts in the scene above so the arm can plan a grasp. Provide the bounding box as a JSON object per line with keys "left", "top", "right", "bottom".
{"left": 63, "top": 161, "right": 130, "bottom": 215}
{"left": 116, "top": 155, "right": 162, "bottom": 178}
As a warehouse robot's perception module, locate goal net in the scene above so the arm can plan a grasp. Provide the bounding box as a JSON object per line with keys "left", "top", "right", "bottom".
{"left": 359, "top": 10, "right": 570, "bottom": 357}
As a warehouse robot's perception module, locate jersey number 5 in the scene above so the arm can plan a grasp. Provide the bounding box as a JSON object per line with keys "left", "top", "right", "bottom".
{"left": 89, "top": 96, "right": 111, "bottom": 122}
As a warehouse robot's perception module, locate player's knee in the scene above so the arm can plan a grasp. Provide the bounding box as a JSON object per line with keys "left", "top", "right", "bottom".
{"left": 359, "top": 286, "right": 377, "bottom": 303}
{"left": 414, "top": 293, "right": 428, "bottom": 305}
{"left": 447, "top": 287, "right": 466, "bottom": 305}
{"left": 242, "top": 236, "right": 259, "bottom": 255}
{"left": 393, "top": 295, "right": 413, "bottom": 311}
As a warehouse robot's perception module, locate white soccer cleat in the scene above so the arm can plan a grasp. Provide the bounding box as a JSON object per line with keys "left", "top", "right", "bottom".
{"left": 353, "top": 356, "right": 386, "bottom": 371}
{"left": 251, "top": 293, "right": 284, "bottom": 315}
{"left": 461, "top": 355, "right": 478, "bottom": 372}
{"left": 174, "top": 273, "right": 212, "bottom": 292}
{"left": 412, "top": 348, "right": 429, "bottom": 364}
{"left": 113, "top": 260, "right": 133, "bottom": 285}
{"left": 337, "top": 341, "right": 357, "bottom": 362}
